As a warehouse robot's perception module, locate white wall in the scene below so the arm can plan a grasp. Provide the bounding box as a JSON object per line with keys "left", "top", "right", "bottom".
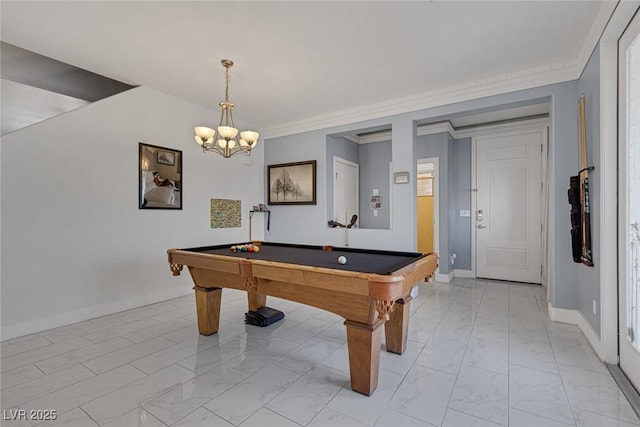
{"left": 1, "top": 86, "right": 264, "bottom": 339}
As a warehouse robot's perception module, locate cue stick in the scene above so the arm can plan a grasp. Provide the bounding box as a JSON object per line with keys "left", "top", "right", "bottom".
{"left": 344, "top": 209, "right": 349, "bottom": 247}
{"left": 578, "top": 94, "right": 594, "bottom": 266}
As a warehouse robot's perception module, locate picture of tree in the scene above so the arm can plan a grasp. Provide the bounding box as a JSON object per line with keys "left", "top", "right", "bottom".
{"left": 268, "top": 161, "right": 316, "bottom": 205}
{"left": 271, "top": 168, "right": 307, "bottom": 201}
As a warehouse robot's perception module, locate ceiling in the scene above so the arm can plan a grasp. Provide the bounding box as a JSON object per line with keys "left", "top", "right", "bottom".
{"left": 0, "top": 1, "right": 610, "bottom": 138}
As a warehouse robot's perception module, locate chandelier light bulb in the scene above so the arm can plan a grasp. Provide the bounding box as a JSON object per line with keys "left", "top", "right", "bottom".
{"left": 218, "top": 126, "right": 238, "bottom": 139}
{"left": 195, "top": 127, "right": 215, "bottom": 146}
{"left": 240, "top": 131, "right": 259, "bottom": 144}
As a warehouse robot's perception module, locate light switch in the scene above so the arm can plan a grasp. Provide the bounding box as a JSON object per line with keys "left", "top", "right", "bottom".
{"left": 374, "top": 210, "right": 379, "bottom": 217}
{"left": 460, "top": 210, "right": 471, "bottom": 217}
{"left": 373, "top": 189, "right": 379, "bottom": 196}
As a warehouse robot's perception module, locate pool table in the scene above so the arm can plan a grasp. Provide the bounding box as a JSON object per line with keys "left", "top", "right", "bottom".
{"left": 167, "top": 242, "right": 438, "bottom": 395}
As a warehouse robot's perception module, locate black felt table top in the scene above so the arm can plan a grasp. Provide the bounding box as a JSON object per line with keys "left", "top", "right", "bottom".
{"left": 182, "top": 242, "right": 425, "bottom": 275}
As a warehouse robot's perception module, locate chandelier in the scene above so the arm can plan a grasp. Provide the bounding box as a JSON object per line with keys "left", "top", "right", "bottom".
{"left": 194, "top": 59, "right": 259, "bottom": 158}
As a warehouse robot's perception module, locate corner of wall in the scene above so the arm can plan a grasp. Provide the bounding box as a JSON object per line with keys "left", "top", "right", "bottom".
{"left": 547, "top": 301, "right": 603, "bottom": 360}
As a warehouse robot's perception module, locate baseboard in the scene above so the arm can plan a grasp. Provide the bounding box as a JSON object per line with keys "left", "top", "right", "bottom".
{"left": 2, "top": 287, "right": 192, "bottom": 341}
{"left": 454, "top": 269, "right": 474, "bottom": 278}
{"left": 547, "top": 302, "right": 603, "bottom": 360}
{"left": 435, "top": 274, "right": 449, "bottom": 283}
{"left": 435, "top": 270, "right": 475, "bottom": 283}
{"left": 435, "top": 270, "right": 455, "bottom": 283}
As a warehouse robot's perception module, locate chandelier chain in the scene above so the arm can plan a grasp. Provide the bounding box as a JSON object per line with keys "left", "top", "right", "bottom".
{"left": 224, "top": 65, "right": 230, "bottom": 103}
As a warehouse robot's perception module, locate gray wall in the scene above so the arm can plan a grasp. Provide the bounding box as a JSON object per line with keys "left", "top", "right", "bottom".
{"left": 549, "top": 81, "right": 581, "bottom": 310}
{"left": 416, "top": 132, "right": 450, "bottom": 274}
{"left": 265, "top": 80, "right": 580, "bottom": 312}
{"left": 325, "top": 136, "right": 391, "bottom": 229}
{"left": 415, "top": 133, "right": 471, "bottom": 273}
{"left": 447, "top": 134, "right": 456, "bottom": 272}
{"left": 358, "top": 141, "right": 391, "bottom": 229}
{"left": 326, "top": 135, "right": 358, "bottom": 225}
{"left": 577, "top": 43, "right": 601, "bottom": 335}
{"left": 451, "top": 137, "right": 472, "bottom": 270}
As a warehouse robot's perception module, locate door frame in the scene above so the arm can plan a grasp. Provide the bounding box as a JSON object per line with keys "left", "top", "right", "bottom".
{"left": 417, "top": 157, "right": 439, "bottom": 278}
{"left": 470, "top": 119, "right": 549, "bottom": 280}
{"left": 333, "top": 156, "right": 359, "bottom": 223}
{"left": 617, "top": 5, "right": 640, "bottom": 389}
{"left": 597, "top": 1, "right": 640, "bottom": 365}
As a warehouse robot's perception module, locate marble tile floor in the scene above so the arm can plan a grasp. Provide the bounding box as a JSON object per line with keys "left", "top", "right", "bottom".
{"left": 2, "top": 279, "right": 639, "bottom": 427}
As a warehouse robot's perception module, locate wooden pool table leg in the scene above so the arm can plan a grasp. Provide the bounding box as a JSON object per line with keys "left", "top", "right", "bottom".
{"left": 194, "top": 286, "right": 221, "bottom": 336}
{"left": 247, "top": 291, "right": 266, "bottom": 311}
{"left": 384, "top": 296, "right": 412, "bottom": 354}
{"left": 344, "top": 319, "right": 383, "bottom": 396}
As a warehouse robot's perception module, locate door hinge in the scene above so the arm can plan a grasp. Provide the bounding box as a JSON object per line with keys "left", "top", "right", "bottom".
{"left": 629, "top": 327, "right": 635, "bottom": 343}
{"left": 540, "top": 265, "right": 543, "bottom": 275}
{"left": 541, "top": 224, "right": 543, "bottom": 232}
{"left": 541, "top": 144, "right": 544, "bottom": 153}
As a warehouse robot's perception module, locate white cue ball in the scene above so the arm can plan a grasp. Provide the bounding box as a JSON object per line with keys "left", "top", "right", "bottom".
{"left": 338, "top": 256, "right": 347, "bottom": 265}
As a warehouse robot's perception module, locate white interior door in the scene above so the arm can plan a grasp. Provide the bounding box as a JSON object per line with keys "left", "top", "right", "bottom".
{"left": 618, "top": 9, "right": 640, "bottom": 391}
{"left": 475, "top": 127, "right": 544, "bottom": 284}
{"left": 334, "top": 156, "right": 359, "bottom": 224}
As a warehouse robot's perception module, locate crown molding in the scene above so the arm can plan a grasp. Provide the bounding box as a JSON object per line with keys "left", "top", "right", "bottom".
{"left": 453, "top": 117, "right": 549, "bottom": 139}
{"left": 576, "top": 0, "right": 619, "bottom": 77}
{"left": 341, "top": 135, "right": 358, "bottom": 143}
{"left": 346, "top": 116, "right": 549, "bottom": 144}
{"left": 354, "top": 132, "right": 392, "bottom": 144}
{"left": 264, "top": 61, "right": 579, "bottom": 140}
{"left": 417, "top": 122, "right": 456, "bottom": 137}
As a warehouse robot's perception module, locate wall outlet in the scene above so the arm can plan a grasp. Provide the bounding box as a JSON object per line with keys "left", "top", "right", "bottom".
{"left": 592, "top": 300, "right": 597, "bottom": 316}
{"left": 460, "top": 210, "right": 471, "bottom": 217}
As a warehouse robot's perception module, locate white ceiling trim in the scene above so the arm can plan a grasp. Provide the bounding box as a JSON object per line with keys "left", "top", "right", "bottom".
{"left": 576, "top": 0, "right": 619, "bottom": 75}
{"left": 264, "top": 2, "right": 615, "bottom": 140}
{"left": 350, "top": 116, "right": 549, "bottom": 145}
{"left": 264, "top": 62, "right": 578, "bottom": 139}
{"left": 418, "top": 117, "right": 549, "bottom": 139}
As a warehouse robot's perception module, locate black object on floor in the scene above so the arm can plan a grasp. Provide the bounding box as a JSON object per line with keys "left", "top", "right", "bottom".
{"left": 245, "top": 307, "right": 285, "bottom": 327}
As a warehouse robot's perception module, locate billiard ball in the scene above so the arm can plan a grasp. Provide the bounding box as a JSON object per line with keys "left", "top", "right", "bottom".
{"left": 253, "top": 246, "right": 260, "bottom": 253}
{"left": 338, "top": 256, "right": 347, "bottom": 265}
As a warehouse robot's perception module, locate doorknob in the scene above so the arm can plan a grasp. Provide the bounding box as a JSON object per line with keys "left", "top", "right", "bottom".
{"left": 477, "top": 225, "right": 487, "bottom": 229}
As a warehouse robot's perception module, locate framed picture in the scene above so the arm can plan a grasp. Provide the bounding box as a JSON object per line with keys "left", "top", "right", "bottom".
{"left": 139, "top": 143, "right": 182, "bottom": 210}
{"left": 268, "top": 160, "right": 316, "bottom": 205}
{"left": 394, "top": 171, "right": 410, "bottom": 184}
{"left": 157, "top": 150, "right": 175, "bottom": 166}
